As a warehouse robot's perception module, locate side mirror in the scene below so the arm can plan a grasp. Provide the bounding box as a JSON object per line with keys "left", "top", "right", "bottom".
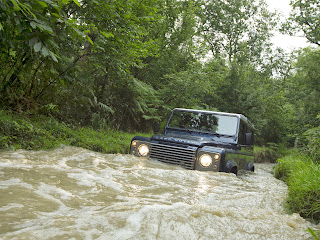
{"left": 245, "top": 133, "right": 253, "bottom": 145}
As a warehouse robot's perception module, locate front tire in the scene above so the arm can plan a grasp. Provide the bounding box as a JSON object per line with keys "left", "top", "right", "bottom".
{"left": 230, "top": 166, "right": 238, "bottom": 175}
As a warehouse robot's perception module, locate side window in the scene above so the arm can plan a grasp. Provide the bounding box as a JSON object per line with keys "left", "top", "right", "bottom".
{"left": 247, "top": 126, "right": 254, "bottom": 145}
{"left": 238, "top": 121, "right": 246, "bottom": 144}
{"left": 239, "top": 121, "right": 254, "bottom": 145}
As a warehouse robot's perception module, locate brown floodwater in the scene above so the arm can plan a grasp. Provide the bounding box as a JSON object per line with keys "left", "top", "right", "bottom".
{"left": 0, "top": 146, "right": 318, "bottom": 239}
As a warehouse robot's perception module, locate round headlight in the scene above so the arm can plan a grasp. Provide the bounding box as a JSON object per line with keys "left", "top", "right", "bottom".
{"left": 138, "top": 144, "right": 149, "bottom": 156}
{"left": 199, "top": 154, "right": 213, "bottom": 167}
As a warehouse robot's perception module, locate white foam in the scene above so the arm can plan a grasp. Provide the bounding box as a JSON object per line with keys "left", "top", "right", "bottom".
{"left": 0, "top": 203, "right": 24, "bottom": 211}
{"left": 37, "top": 182, "right": 74, "bottom": 200}
{"left": 67, "top": 169, "right": 123, "bottom": 192}
{"left": 0, "top": 148, "right": 317, "bottom": 239}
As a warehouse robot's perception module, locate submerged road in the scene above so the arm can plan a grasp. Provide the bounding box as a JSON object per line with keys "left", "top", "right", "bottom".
{"left": 0, "top": 146, "right": 317, "bottom": 239}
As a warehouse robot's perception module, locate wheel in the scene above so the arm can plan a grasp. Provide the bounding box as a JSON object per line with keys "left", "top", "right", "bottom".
{"left": 230, "top": 166, "right": 238, "bottom": 175}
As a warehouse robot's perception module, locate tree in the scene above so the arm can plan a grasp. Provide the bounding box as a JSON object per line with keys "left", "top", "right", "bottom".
{"left": 286, "top": 0, "right": 320, "bottom": 46}
{"left": 0, "top": 0, "right": 85, "bottom": 109}
{"left": 287, "top": 48, "right": 320, "bottom": 129}
{"left": 197, "top": 0, "right": 277, "bottom": 63}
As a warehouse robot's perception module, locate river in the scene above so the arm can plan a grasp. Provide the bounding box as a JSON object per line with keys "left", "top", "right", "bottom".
{"left": 0, "top": 146, "right": 317, "bottom": 239}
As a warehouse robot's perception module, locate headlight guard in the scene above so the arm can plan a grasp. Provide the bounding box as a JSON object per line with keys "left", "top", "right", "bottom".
{"left": 130, "top": 140, "right": 150, "bottom": 157}
{"left": 196, "top": 149, "right": 221, "bottom": 171}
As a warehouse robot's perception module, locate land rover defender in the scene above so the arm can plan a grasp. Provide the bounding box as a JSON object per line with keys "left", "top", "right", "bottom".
{"left": 130, "top": 108, "right": 254, "bottom": 175}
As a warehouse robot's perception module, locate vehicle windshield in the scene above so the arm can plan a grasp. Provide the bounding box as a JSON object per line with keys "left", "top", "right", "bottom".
{"left": 167, "top": 110, "right": 238, "bottom": 136}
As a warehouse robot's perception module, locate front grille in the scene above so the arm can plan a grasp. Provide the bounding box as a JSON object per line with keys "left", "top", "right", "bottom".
{"left": 150, "top": 142, "right": 197, "bottom": 169}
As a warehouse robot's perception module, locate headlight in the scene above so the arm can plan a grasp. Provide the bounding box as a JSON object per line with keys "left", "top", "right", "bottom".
{"left": 199, "top": 154, "right": 213, "bottom": 167}
{"left": 138, "top": 144, "right": 149, "bottom": 156}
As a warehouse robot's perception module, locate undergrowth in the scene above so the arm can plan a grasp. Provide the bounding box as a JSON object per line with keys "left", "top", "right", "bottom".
{"left": 274, "top": 153, "right": 320, "bottom": 221}
{"left": 0, "top": 110, "right": 149, "bottom": 153}
{"left": 254, "top": 143, "right": 289, "bottom": 163}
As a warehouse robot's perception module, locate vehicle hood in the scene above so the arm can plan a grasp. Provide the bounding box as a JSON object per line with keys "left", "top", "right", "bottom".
{"left": 151, "top": 132, "right": 236, "bottom": 147}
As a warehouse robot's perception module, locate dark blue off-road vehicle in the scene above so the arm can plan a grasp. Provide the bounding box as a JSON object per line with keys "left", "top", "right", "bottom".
{"left": 130, "top": 108, "right": 254, "bottom": 175}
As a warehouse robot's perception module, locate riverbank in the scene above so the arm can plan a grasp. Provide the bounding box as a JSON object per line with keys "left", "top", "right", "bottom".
{"left": 0, "top": 110, "right": 148, "bottom": 153}
{"left": 274, "top": 151, "right": 320, "bottom": 225}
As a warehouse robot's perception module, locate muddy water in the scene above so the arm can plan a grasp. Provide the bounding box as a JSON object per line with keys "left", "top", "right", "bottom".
{"left": 0, "top": 146, "right": 317, "bottom": 239}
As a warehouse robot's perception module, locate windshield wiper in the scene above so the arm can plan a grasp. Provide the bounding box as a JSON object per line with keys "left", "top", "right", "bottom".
{"left": 166, "top": 126, "right": 193, "bottom": 133}
{"left": 211, "top": 132, "right": 221, "bottom": 138}
{"left": 196, "top": 130, "right": 222, "bottom": 138}
{"left": 194, "top": 129, "right": 219, "bottom": 136}
{"left": 183, "top": 127, "right": 193, "bottom": 133}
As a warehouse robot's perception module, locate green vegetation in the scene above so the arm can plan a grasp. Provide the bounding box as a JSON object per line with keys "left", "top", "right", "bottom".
{"left": 308, "top": 228, "right": 320, "bottom": 240}
{"left": 273, "top": 125, "right": 320, "bottom": 224}
{"left": 274, "top": 153, "right": 320, "bottom": 221}
{"left": 273, "top": 124, "right": 320, "bottom": 238}
{"left": 254, "top": 145, "right": 284, "bottom": 163}
{"left": 0, "top": 110, "right": 148, "bottom": 153}
{"left": 2, "top": 0, "right": 319, "bottom": 146}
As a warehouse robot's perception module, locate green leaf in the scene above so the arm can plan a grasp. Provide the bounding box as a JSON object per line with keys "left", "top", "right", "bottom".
{"left": 41, "top": 47, "right": 49, "bottom": 57}
{"left": 37, "top": 1, "right": 48, "bottom": 8}
{"left": 36, "top": 22, "right": 53, "bottom": 32}
{"left": 101, "top": 31, "right": 114, "bottom": 39}
{"left": 29, "top": 37, "right": 38, "bottom": 47}
{"left": 51, "top": 13, "right": 61, "bottom": 18}
{"left": 30, "top": 21, "right": 37, "bottom": 29}
{"left": 72, "top": 0, "right": 81, "bottom": 7}
{"left": 86, "top": 35, "right": 94, "bottom": 45}
{"left": 49, "top": 50, "right": 58, "bottom": 62}
{"left": 10, "top": 0, "right": 21, "bottom": 10}
{"left": 34, "top": 42, "right": 42, "bottom": 52}
{"left": 308, "top": 227, "right": 320, "bottom": 240}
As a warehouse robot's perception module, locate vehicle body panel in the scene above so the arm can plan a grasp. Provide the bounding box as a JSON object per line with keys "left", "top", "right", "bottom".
{"left": 130, "top": 108, "right": 254, "bottom": 175}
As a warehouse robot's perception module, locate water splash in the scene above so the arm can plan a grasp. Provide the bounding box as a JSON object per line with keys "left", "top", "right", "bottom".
{"left": 0, "top": 147, "right": 317, "bottom": 239}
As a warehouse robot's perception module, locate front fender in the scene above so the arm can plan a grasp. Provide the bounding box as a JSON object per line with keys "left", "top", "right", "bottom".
{"left": 194, "top": 146, "right": 225, "bottom": 171}
{"left": 224, "top": 160, "right": 238, "bottom": 174}
{"left": 130, "top": 136, "right": 151, "bottom": 156}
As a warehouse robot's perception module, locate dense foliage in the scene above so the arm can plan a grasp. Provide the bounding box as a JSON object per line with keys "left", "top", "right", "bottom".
{"left": 0, "top": 0, "right": 319, "bottom": 146}
{"left": 0, "top": 110, "right": 144, "bottom": 153}
{"left": 274, "top": 153, "right": 320, "bottom": 221}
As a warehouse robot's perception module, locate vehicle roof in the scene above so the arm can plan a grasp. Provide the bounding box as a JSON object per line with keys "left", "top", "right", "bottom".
{"left": 172, "top": 108, "right": 254, "bottom": 128}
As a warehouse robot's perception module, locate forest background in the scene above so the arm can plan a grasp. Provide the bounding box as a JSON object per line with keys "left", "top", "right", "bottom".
{"left": 1, "top": 0, "right": 320, "bottom": 223}
{"left": 1, "top": 0, "right": 319, "bottom": 147}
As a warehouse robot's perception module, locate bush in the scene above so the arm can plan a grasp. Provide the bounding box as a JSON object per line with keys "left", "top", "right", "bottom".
{"left": 274, "top": 154, "right": 320, "bottom": 220}
{"left": 304, "top": 126, "right": 320, "bottom": 162}
{"left": 254, "top": 143, "right": 288, "bottom": 163}
{"left": 254, "top": 146, "right": 278, "bottom": 163}
{"left": 0, "top": 110, "right": 149, "bottom": 153}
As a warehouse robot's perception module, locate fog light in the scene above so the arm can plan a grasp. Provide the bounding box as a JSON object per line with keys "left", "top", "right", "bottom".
{"left": 138, "top": 144, "right": 149, "bottom": 156}
{"left": 199, "top": 154, "right": 212, "bottom": 167}
{"left": 213, "top": 153, "right": 220, "bottom": 162}
{"left": 132, "top": 141, "right": 137, "bottom": 147}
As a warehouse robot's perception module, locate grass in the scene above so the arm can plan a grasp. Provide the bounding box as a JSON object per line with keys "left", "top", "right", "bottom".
{"left": 0, "top": 110, "right": 150, "bottom": 153}
{"left": 254, "top": 144, "right": 282, "bottom": 163}
{"left": 274, "top": 152, "right": 320, "bottom": 221}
